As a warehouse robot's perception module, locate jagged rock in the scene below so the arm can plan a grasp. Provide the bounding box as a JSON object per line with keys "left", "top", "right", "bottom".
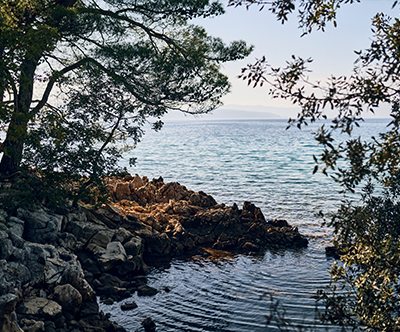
{"left": 0, "top": 261, "right": 31, "bottom": 295}
{"left": 123, "top": 236, "right": 143, "bottom": 257}
{"left": 98, "top": 242, "right": 127, "bottom": 272}
{"left": 7, "top": 217, "right": 25, "bottom": 238}
{"left": 0, "top": 231, "right": 13, "bottom": 260}
{"left": 19, "top": 319, "right": 45, "bottom": 332}
{"left": 0, "top": 311, "right": 23, "bottom": 332}
{"left": 53, "top": 284, "right": 82, "bottom": 313}
{"left": 142, "top": 317, "right": 156, "bottom": 332}
{"left": 113, "top": 227, "right": 133, "bottom": 244}
{"left": 137, "top": 285, "right": 158, "bottom": 296}
{"left": 17, "top": 208, "right": 62, "bottom": 244}
{"left": 115, "top": 182, "right": 131, "bottom": 201}
{"left": 121, "top": 301, "right": 138, "bottom": 311}
{"left": 61, "top": 265, "right": 95, "bottom": 301}
{"left": 131, "top": 174, "right": 145, "bottom": 189}
{"left": 17, "top": 297, "right": 62, "bottom": 320}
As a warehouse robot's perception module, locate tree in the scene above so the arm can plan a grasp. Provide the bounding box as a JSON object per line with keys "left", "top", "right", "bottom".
{"left": 0, "top": 0, "right": 252, "bottom": 181}
{"left": 228, "top": 0, "right": 400, "bottom": 330}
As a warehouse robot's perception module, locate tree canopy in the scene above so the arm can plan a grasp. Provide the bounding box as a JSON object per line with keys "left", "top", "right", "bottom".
{"left": 0, "top": 0, "right": 252, "bottom": 185}
{"left": 228, "top": 0, "right": 400, "bottom": 330}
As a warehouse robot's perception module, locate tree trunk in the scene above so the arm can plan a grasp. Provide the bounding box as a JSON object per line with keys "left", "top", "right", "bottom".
{"left": 0, "top": 54, "right": 39, "bottom": 176}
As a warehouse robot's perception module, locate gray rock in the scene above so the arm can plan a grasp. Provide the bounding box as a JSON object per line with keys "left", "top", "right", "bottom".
{"left": 17, "top": 297, "right": 62, "bottom": 319}
{"left": 88, "top": 229, "right": 115, "bottom": 248}
{"left": 0, "top": 293, "right": 19, "bottom": 315}
{"left": 137, "top": 285, "right": 158, "bottom": 296}
{"left": 0, "top": 311, "right": 23, "bottom": 332}
{"left": 113, "top": 227, "right": 133, "bottom": 244}
{"left": 19, "top": 318, "right": 45, "bottom": 332}
{"left": 7, "top": 217, "right": 25, "bottom": 238}
{"left": 123, "top": 236, "right": 143, "bottom": 257}
{"left": 98, "top": 242, "right": 127, "bottom": 272}
{"left": 17, "top": 208, "right": 62, "bottom": 244}
{"left": 54, "top": 284, "right": 82, "bottom": 313}
{"left": 0, "top": 231, "right": 13, "bottom": 260}
{"left": 65, "top": 219, "right": 108, "bottom": 245}
{"left": 0, "top": 261, "right": 31, "bottom": 295}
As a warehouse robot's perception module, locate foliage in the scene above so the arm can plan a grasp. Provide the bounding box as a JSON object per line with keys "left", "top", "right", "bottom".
{"left": 0, "top": 0, "right": 252, "bottom": 183}
{"left": 228, "top": 0, "right": 400, "bottom": 330}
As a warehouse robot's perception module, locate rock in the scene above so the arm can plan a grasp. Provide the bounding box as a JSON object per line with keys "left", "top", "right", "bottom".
{"left": 17, "top": 297, "right": 62, "bottom": 319}
{"left": 79, "top": 300, "right": 99, "bottom": 318}
{"left": 137, "top": 285, "right": 158, "bottom": 296}
{"left": 104, "top": 298, "right": 114, "bottom": 305}
{"left": 123, "top": 236, "right": 143, "bottom": 257}
{"left": 0, "top": 293, "right": 18, "bottom": 314}
{"left": 98, "top": 242, "right": 127, "bottom": 272}
{"left": 53, "top": 284, "right": 82, "bottom": 312}
{"left": 7, "top": 217, "right": 25, "bottom": 238}
{"left": 115, "top": 182, "right": 131, "bottom": 200}
{"left": 267, "top": 219, "right": 289, "bottom": 228}
{"left": 0, "top": 261, "right": 31, "bottom": 295}
{"left": 121, "top": 301, "right": 137, "bottom": 311}
{"left": 113, "top": 227, "right": 133, "bottom": 244}
{"left": 0, "top": 231, "right": 13, "bottom": 260}
{"left": 17, "top": 208, "right": 62, "bottom": 244}
{"left": 0, "top": 311, "right": 23, "bottom": 332}
{"left": 142, "top": 317, "right": 156, "bottom": 332}
{"left": 136, "top": 229, "right": 170, "bottom": 255}
{"left": 19, "top": 319, "right": 45, "bottom": 332}
{"left": 61, "top": 266, "right": 96, "bottom": 301}
{"left": 87, "top": 229, "right": 115, "bottom": 250}
{"left": 132, "top": 175, "right": 145, "bottom": 189}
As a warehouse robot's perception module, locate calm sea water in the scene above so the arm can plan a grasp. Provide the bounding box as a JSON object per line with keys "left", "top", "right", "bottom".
{"left": 101, "top": 119, "right": 390, "bottom": 331}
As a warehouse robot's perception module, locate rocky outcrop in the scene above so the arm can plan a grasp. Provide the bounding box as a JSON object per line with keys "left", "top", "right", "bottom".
{"left": 0, "top": 174, "right": 308, "bottom": 332}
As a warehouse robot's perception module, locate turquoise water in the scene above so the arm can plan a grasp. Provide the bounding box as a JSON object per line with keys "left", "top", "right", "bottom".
{"left": 103, "top": 119, "right": 389, "bottom": 331}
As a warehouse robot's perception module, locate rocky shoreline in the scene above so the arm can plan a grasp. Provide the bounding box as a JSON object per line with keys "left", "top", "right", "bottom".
{"left": 0, "top": 175, "right": 308, "bottom": 332}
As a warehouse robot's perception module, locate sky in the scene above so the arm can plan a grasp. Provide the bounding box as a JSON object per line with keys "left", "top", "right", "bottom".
{"left": 166, "top": 0, "right": 395, "bottom": 120}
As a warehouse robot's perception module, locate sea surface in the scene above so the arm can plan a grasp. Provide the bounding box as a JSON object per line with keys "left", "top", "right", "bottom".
{"left": 101, "top": 118, "right": 390, "bottom": 331}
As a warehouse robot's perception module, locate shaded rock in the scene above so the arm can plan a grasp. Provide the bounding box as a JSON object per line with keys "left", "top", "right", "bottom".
{"left": 98, "top": 242, "right": 127, "bottom": 272}
{"left": 121, "top": 301, "right": 137, "bottom": 311}
{"left": 17, "top": 297, "right": 62, "bottom": 319}
{"left": 137, "top": 285, "right": 158, "bottom": 296}
{"left": 113, "top": 227, "right": 133, "bottom": 244}
{"left": 123, "top": 236, "right": 143, "bottom": 257}
{"left": 17, "top": 208, "right": 62, "bottom": 244}
{"left": 7, "top": 217, "right": 25, "bottom": 238}
{"left": 0, "top": 293, "right": 18, "bottom": 314}
{"left": 267, "top": 219, "right": 289, "bottom": 228}
{"left": 142, "top": 317, "right": 156, "bottom": 332}
{"left": 19, "top": 319, "right": 45, "bottom": 332}
{"left": 53, "top": 284, "right": 82, "bottom": 312}
{"left": 0, "top": 311, "right": 23, "bottom": 332}
{"left": 79, "top": 300, "right": 99, "bottom": 318}
{"left": 0, "top": 231, "right": 13, "bottom": 260}
{"left": 0, "top": 261, "right": 31, "bottom": 295}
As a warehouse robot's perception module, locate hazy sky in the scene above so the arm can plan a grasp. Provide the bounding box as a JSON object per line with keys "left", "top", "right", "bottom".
{"left": 191, "top": 0, "right": 395, "bottom": 119}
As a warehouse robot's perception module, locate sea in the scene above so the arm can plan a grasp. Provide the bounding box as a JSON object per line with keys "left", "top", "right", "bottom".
{"left": 100, "top": 118, "right": 390, "bottom": 331}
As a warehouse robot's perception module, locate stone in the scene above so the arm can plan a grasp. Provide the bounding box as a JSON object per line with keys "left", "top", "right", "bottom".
{"left": 0, "top": 293, "right": 19, "bottom": 315}
{"left": 115, "top": 182, "right": 131, "bottom": 200}
{"left": 131, "top": 175, "right": 144, "bottom": 189}
{"left": 78, "top": 300, "right": 99, "bottom": 318}
{"left": 0, "top": 232, "right": 12, "bottom": 260}
{"left": 142, "top": 317, "right": 156, "bottom": 332}
{"left": 123, "top": 236, "right": 143, "bottom": 257}
{"left": 61, "top": 266, "right": 96, "bottom": 301}
{"left": 267, "top": 219, "right": 289, "bottom": 228}
{"left": 137, "top": 285, "right": 158, "bottom": 296}
{"left": 17, "top": 208, "right": 62, "bottom": 244}
{"left": 7, "top": 217, "right": 25, "bottom": 238}
{"left": 53, "top": 284, "right": 82, "bottom": 312}
{"left": 17, "top": 297, "right": 62, "bottom": 319}
{"left": 0, "top": 261, "right": 31, "bottom": 295}
{"left": 0, "top": 311, "right": 23, "bottom": 332}
{"left": 98, "top": 242, "right": 127, "bottom": 272}
{"left": 121, "top": 301, "right": 138, "bottom": 311}
{"left": 19, "top": 319, "right": 45, "bottom": 332}
{"left": 89, "top": 229, "right": 115, "bottom": 249}
{"left": 113, "top": 227, "right": 133, "bottom": 244}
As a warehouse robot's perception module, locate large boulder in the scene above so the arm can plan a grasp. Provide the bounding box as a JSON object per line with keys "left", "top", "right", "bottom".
{"left": 53, "top": 284, "right": 82, "bottom": 313}
{"left": 98, "top": 242, "right": 127, "bottom": 272}
{"left": 17, "top": 209, "right": 62, "bottom": 244}
{"left": 16, "top": 297, "right": 62, "bottom": 320}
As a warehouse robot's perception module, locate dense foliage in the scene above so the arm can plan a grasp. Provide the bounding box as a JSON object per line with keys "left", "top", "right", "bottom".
{"left": 0, "top": 0, "right": 251, "bottom": 206}
{"left": 228, "top": 0, "right": 400, "bottom": 330}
